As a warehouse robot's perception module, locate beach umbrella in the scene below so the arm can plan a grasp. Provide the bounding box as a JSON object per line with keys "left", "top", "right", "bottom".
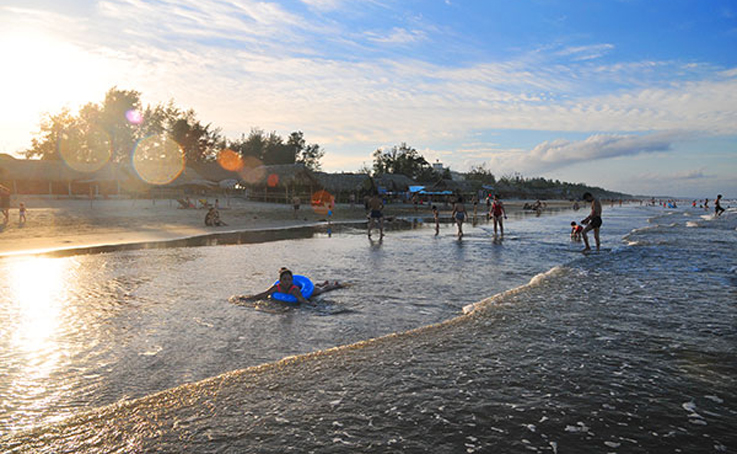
{"left": 219, "top": 179, "right": 239, "bottom": 189}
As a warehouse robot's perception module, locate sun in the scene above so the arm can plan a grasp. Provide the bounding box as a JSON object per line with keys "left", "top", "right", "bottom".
{"left": 0, "top": 26, "right": 114, "bottom": 128}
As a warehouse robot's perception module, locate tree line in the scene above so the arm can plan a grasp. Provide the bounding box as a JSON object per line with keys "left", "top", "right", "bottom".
{"left": 26, "top": 86, "right": 627, "bottom": 198}
{"left": 25, "top": 87, "right": 325, "bottom": 170}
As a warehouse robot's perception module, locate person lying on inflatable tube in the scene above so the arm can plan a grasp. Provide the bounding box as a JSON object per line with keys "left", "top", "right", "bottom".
{"left": 244, "top": 267, "right": 344, "bottom": 304}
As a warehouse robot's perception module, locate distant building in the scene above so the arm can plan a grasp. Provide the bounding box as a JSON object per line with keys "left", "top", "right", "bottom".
{"left": 432, "top": 160, "right": 444, "bottom": 172}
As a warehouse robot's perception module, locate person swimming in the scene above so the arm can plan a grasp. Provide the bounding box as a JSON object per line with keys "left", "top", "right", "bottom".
{"left": 243, "top": 268, "right": 344, "bottom": 304}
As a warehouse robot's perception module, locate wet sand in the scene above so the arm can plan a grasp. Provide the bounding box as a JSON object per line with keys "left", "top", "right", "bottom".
{"left": 0, "top": 196, "right": 574, "bottom": 256}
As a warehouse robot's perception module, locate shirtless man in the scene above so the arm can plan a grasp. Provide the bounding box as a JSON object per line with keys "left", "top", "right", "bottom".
{"left": 714, "top": 194, "right": 725, "bottom": 217}
{"left": 580, "top": 192, "right": 602, "bottom": 252}
{"left": 367, "top": 193, "right": 384, "bottom": 238}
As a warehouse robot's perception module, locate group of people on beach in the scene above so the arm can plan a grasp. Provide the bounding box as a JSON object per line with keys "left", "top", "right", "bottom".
{"left": 701, "top": 194, "right": 726, "bottom": 217}
{"left": 448, "top": 194, "right": 508, "bottom": 238}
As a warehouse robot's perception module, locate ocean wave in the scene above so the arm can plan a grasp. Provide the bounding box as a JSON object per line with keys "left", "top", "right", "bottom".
{"left": 463, "top": 265, "right": 567, "bottom": 315}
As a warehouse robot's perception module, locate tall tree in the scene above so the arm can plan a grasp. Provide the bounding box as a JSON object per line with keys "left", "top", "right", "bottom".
{"left": 24, "top": 108, "right": 76, "bottom": 160}
{"left": 466, "top": 163, "right": 496, "bottom": 184}
{"left": 289, "top": 131, "right": 324, "bottom": 170}
{"left": 99, "top": 87, "right": 142, "bottom": 162}
{"left": 372, "top": 143, "right": 434, "bottom": 181}
{"left": 169, "top": 111, "right": 223, "bottom": 164}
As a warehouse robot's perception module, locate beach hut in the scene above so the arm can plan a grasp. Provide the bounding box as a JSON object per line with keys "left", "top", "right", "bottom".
{"left": 0, "top": 155, "right": 91, "bottom": 196}
{"left": 313, "top": 172, "right": 373, "bottom": 203}
{"left": 75, "top": 163, "right": 135, "bottom": 197}
{"left": 371, "top": 173, "right": 417, "bottom": 202}
{"left": 372, "top": 174, "right": 417, "bottom": 192}
{"left": 239, "top": 164, "right": 320, "bottom": 203}
{"left": 190, "top": 161, "right": 243, "bottom": 187}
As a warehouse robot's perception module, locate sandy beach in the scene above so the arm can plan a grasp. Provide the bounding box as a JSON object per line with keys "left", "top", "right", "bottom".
{"left": 0, "top": 196, "right": 574, "bottom": 256}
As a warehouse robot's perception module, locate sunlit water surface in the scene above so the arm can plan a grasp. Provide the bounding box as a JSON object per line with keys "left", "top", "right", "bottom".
{"left": 1, "top": 205, "right": 735, "bottom": 453}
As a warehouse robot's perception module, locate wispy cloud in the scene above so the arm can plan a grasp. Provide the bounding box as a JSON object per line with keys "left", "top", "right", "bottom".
{"left": 366, "top": 27, "right": 427, "bottom": 44}
{"left": 556, "top": 43, "right": 614, "bottom": 61}
{"left": 3, "top": 0, "right": 736, "bottom": 188}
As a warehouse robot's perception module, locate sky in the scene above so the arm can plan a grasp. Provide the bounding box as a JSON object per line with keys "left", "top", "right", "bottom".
{"left": 0, "top": 0, "right": 736, "bottom": 197}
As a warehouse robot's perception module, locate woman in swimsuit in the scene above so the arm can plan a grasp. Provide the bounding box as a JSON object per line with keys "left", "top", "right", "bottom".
{"left": 244, "top": 268, "right": 344, "bottom": 304}
{"left": 489, "top": 195, "right": 507, "bottom": 236}
{"left": 451, "top": 196, "right": 467, "bottom": 238}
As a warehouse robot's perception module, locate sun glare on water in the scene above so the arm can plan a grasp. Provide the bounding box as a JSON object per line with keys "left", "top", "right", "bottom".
{"left": 6, "top": 257, "right": 69, "bottom": 360}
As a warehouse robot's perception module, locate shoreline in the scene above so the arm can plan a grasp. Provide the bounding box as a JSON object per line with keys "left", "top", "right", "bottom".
{"left": 0, "top": 196, "right": 576, "bottom": 257}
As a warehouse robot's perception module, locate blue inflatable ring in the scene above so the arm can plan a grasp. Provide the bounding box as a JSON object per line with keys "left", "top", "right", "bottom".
{"left": 272, "top": 275, "right": 314, "bottom": 303}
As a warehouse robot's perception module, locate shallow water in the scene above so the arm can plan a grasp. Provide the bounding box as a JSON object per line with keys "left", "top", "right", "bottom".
{"left": 2, "top": 205, "right": 736, "bottom": 452}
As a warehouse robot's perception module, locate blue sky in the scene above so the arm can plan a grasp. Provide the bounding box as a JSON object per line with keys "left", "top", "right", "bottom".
{"left": 1, "top": 0, "right": 736, "bottom": 197}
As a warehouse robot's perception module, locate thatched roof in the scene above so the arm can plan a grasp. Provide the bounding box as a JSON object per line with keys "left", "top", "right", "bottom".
{"left": 0, "top": 158, "right": 93, "bottom": 182}
{"left": 314, "top": 172, "right": 372, "bottom": 193}
{"left": 239, "top": 163, "right": 319, "bottom": 188}
{"left": 190, "top": 161, "right": 242, "bottom": 183}
{"left": 426, "top": 178, "right": 480, "bottom": 193}
{"left": 164, "top": 167, "right": 216, "bottom": 188}
{"left": 373, "top": 173, "right": 417, "bottom": 191}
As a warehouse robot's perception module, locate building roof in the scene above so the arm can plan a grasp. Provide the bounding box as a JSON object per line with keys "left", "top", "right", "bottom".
{"left": 239, "top": 163, "right": 320, "bottom": 188}
{"left": 372, "top": 173, "right": 417, "bottom": 191}
{"left": 313, "top": 172, "right": 373, "bottom": 193}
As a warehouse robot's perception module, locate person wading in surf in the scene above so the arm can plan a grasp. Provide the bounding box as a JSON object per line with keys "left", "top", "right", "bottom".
{"left": 580, "top": 192, "right": 602, "bottom": 252}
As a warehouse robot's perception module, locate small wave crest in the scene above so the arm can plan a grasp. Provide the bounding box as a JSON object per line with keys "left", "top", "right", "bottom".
{"left": 463, "top": 266, "right": 566, "bottom": 315}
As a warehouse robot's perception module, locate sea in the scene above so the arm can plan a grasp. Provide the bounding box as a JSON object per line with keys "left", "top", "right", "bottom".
{"left": 1, "top": 203, "right": 735, "bottom": 453}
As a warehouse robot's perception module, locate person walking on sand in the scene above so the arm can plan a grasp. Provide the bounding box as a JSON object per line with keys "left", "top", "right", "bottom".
{"left": 715, "top": 194, "right": 725, "bottom": 217}
{"left": 18, "top": 202, "right": 27, "bottom": 225}
{"left": 489, "top": 195, "right": 507, "bottom": 236}
{"left": 292, "top": 196, "right": 301, "bottom": 219}
{"left": 367, "top": 193, "right": 384, "bottom": 238}
{"left": 580, "top": 192, "right": 602, "bottom": 252}
{"left": 451, "top": 196, "right": 467, "bottom": 238}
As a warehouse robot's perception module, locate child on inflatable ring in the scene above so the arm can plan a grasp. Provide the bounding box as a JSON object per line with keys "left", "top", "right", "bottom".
{"left": 244, "top": 268, "right": 344, "bottom": 304}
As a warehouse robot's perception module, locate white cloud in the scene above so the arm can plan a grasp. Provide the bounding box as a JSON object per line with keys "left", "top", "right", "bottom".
{"left": 366, "top": 27, "right": 427, "bottom": 44}
{"left": 2, "top": 0, "right": 736, "bottom": 197}
{"left": 477, "top": 132, "right": 685, "bottom": 176}
{"left": 299, "top": 0, "right": 345, "bottom": 11}
{"left": 556, "top": 43, "right": 614, "bottom": 61}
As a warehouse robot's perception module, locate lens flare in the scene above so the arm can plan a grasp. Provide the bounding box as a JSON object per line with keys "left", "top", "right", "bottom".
{"left": 311, "top": 190, "right": 334, "bottom": 215}
{"left": 125, "top": 109, "right": 143, "bottom": 125}
{"left": 267, "top": 174, "right": 279, "bottom": 187}
{"left": 132, "top": 134, "right": 184, "bottom": 185}
{"left": 238, "top": 156, "right": 265, "bottom": 185}
{"left": 217, "top": 149, "right": 244, "bottom": 172}
{"left": 58, "top": 126, "right": 112, "bottom": 173}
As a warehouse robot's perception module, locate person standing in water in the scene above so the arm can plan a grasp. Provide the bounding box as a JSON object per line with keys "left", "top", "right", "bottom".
{"left": 489, "top": 195, "right": 507, "bottom": 236}
{"left": 580, "top": 192, "right": 602, "bottom": 252}
{"left": 451, "top": 196, "right": 467, "bottom": 238}
{"left": 367, "top": 193, "right": 384, "bottom": 239}
{"left": 715, "top": 194, "right": 725, "bottom": 217}
{"left": 432, "top": 205, "right": 440, "bottom": 235}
